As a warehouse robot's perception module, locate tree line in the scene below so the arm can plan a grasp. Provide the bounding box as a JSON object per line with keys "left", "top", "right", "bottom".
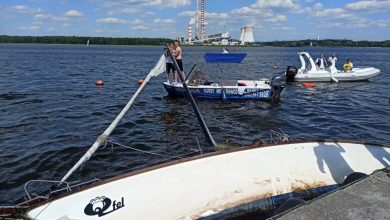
{"left": 256, "top": 39, "right": 390, "bottom": 47}
{"left": 1, "top": 35, "right": 389, "bottom": 47}
{"left": 0, "top": 35, "right": 172, "bottom": 45}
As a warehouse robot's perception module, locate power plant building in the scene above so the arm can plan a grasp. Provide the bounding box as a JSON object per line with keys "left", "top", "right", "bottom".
{"left": 184, "top": 1, "right": 255, "bottom": 45}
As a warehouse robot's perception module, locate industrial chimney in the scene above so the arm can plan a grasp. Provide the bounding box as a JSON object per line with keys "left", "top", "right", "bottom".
{"left": 188, "top": 24, "right": 192, "bottom": 42}
{"left": 201, "top": 0, "right": 205, "bottom": 40}
{"left": 195, "top": 0, "right": 199, "bottom": 40}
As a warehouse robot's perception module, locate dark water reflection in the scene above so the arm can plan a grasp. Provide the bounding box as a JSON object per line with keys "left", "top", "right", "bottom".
{"left": 0, "top": 44, "right": 389, "bottom": 204}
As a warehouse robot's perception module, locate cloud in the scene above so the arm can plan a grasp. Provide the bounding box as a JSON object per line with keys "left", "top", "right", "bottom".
{"left": 34, "top": 13, "right": 68, "bottom": 22}
{"left": 308, "top": 3, "right": 357, "bottom": 20}
{"left": 265, "top": 14, "right": 287, "bottom": 23}
{"left": 96, "top": 17, "right": 127, "bottom": 24}
{"left": 65, "top": 10, "right": 84, "bottom": 17}
{"left": 251, "top": 0, "right": 300, "bottom": 9}
{"left": 144, "top": 11, "right": 155, "bottom": 16}
{"left": 131, "top": 19, "right": 144, "bottom": 25}
{"left": 108, "top": 7, "right": 138, "bottom": 15}
{"left": 101, "top": 0, "right": 190, "bottom": 9}
{"left": 154, "top": 18, "right": 176, "bottom": 25}
{"left": 345, "top": 0, "right": 390, "bottom": 12}
{"left": 11, "top": 5, "right": 41, "bottom": 13}
{"left": 147, "top": 0, "right": 191, "bottom": 8}
{"left": 132, "top": 25, "right": 148, "bottom": 30}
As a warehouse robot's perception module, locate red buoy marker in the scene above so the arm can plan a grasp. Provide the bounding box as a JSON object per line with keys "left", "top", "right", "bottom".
{"left": 302, "top": 82, "right": 316, "bottom": 88}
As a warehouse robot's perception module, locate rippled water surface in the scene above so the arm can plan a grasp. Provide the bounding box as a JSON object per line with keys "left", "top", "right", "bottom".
{"left": 0, "top": 44, "right": 389, "bottom": 204}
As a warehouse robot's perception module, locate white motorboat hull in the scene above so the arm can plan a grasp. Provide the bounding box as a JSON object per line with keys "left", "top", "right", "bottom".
{"left": 25, "top": 141, "right": 390, "bottom": 220}
{"left": 295, "top": 67, "right": 381, "bottom": 82}
{"left": 287, "top": 52, "right": 381, "bottom": 83}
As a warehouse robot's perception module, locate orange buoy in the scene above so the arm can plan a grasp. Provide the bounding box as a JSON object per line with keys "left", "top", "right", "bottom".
{"left": 95, "top": 80, "right": 104, "bottom": 86}
{"left": 302, "top": 82, "right": 316, "bottom": 88}
{"left": 137, "top": 79, "right": 144, "bottom": 85}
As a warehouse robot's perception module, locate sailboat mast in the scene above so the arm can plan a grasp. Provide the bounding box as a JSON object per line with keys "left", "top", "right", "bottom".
{"left": 165, "top": 43, "right": 217, "bottom": 147}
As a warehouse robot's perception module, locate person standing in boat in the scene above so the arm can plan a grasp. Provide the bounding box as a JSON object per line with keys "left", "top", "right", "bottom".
{"left": 164, "top": 43, "right": 174, "bottom": 83}
{"left": 173, "top": 40, "right": 185, "bottom": 83}
{"left": 328, "top": 53, "right": 337, "bottom": 72}
{"left": 315, "top": 54, "right": 327, "bottom": 70}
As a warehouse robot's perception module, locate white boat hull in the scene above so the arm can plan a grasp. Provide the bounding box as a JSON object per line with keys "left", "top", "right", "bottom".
{"left": 288, "top": 52, "right": 381, "bottom": 83}
{"left": 26, "top": 141, "right": 390, "bottom": 219}
{"left": 295, "top": 67, "right": 381, "bottom": 82}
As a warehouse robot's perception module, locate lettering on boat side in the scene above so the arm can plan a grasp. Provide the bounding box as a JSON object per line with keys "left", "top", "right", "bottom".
{"left": 84, "top": 196, "right": 125, "bottom": 217}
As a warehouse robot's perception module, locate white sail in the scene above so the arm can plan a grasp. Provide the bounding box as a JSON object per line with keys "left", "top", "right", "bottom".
{"left": 60, "top": 54, "right": 166, "bottom": 183}
{"left": 147, "top": 54, "right": 166, "bottom": 78}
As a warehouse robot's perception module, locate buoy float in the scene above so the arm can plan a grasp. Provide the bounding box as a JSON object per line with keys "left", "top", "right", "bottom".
{"left": 95, "top": 80, "right": 104, "bottom": 86}
{"left": 137, "top": 79, "right": 144, "bottom": 85}
{"left": 302, "top": 82, "right": 316, "bottom": 88}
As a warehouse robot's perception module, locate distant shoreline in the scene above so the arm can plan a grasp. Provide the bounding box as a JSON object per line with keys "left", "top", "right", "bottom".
{"left": 1, "top": 35, "right": 389, "bottom": 47}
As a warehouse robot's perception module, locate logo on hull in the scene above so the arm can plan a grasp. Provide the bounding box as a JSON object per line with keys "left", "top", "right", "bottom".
{"left": 84, "top": 196, "right": 124, "bottom": 217}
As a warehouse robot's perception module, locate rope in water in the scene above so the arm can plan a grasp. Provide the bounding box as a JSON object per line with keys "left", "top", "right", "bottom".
{"left": 106, "top": 139, "right": 201, "bottom": 159}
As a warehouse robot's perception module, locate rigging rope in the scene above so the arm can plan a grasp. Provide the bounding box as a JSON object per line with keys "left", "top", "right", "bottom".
{"left": 106, "top": 140, "right": 200, "bottom": 159}
{"left": 60, "top": 54, "right": 166, "bottom": 183}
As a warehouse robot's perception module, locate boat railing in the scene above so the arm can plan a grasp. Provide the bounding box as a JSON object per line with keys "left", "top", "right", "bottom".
{"left": 23, "top": 178, "right": 100, "bottom": 201}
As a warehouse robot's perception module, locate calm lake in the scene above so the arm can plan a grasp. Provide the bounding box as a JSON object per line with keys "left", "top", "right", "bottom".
{"left": 0, "top": 44, "right": 389, "bottom": 205}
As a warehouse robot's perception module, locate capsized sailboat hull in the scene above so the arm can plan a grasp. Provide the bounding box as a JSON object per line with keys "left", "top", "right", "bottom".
{"left": 25, "top": 141, "right": 390, "bottom": 220}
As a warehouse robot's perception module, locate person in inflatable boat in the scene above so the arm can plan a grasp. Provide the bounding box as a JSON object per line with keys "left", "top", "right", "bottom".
{"left": 343, "top": 59, "right": 353, "bottom": 72}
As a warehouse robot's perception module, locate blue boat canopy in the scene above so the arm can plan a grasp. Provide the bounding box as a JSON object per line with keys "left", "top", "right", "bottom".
{"left": 204, "top": 53, "right": 247, "bottom": 63}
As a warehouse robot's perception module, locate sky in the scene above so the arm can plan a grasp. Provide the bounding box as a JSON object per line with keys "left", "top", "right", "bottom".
{"left": 0, "top": 0, "right": 389, "bottom": 41}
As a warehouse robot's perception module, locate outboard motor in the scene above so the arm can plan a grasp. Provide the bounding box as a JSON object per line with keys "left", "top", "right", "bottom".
{"left": 271, "top": 73, "right": 286, "bottom": 104}
{"left": 285, "top": 66, "right": 298, "bottom": 83}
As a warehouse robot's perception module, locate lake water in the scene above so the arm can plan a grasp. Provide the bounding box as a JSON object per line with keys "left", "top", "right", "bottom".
{"left": 0, "top": 44, "right": 389, "bottom": 205}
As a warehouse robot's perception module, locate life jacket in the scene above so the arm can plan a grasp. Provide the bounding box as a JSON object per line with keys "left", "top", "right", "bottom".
{"left": 343, "top": 62, "right": 352, "bottom": 71}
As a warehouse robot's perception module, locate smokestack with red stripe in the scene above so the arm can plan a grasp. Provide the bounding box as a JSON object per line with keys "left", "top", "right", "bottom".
{"left": 201, "top": 0, "right": 205, "bottom": 40}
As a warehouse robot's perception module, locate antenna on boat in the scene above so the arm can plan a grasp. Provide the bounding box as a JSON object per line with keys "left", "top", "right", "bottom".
{"left": 165, "top": 43, "right": 217, "bottom": 148}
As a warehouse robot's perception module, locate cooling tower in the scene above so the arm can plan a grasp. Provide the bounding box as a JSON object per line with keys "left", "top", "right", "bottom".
{"left": 239, "top": 26, "right": 254, "bottom": 45}
{"left": 239, "top": 27, "right": 244, "bottom": 42}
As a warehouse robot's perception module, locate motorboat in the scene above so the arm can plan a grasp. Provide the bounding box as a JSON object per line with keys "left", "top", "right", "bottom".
{"left": 286, "top": 52, "right": 381, "bottom": 83}
{"left": 164, "top": 52, "right": 286, "bottom": 103}
{"left": 203, "top": 52, "right": 246, "bottom": 63}
{"left": 163, "top": 76, "right": 285, "bottom": 103}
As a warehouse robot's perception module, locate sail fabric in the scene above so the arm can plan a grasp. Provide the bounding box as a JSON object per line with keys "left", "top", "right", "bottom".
{"left": 149, "top": 54, "right": 166, "bottom": 78}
